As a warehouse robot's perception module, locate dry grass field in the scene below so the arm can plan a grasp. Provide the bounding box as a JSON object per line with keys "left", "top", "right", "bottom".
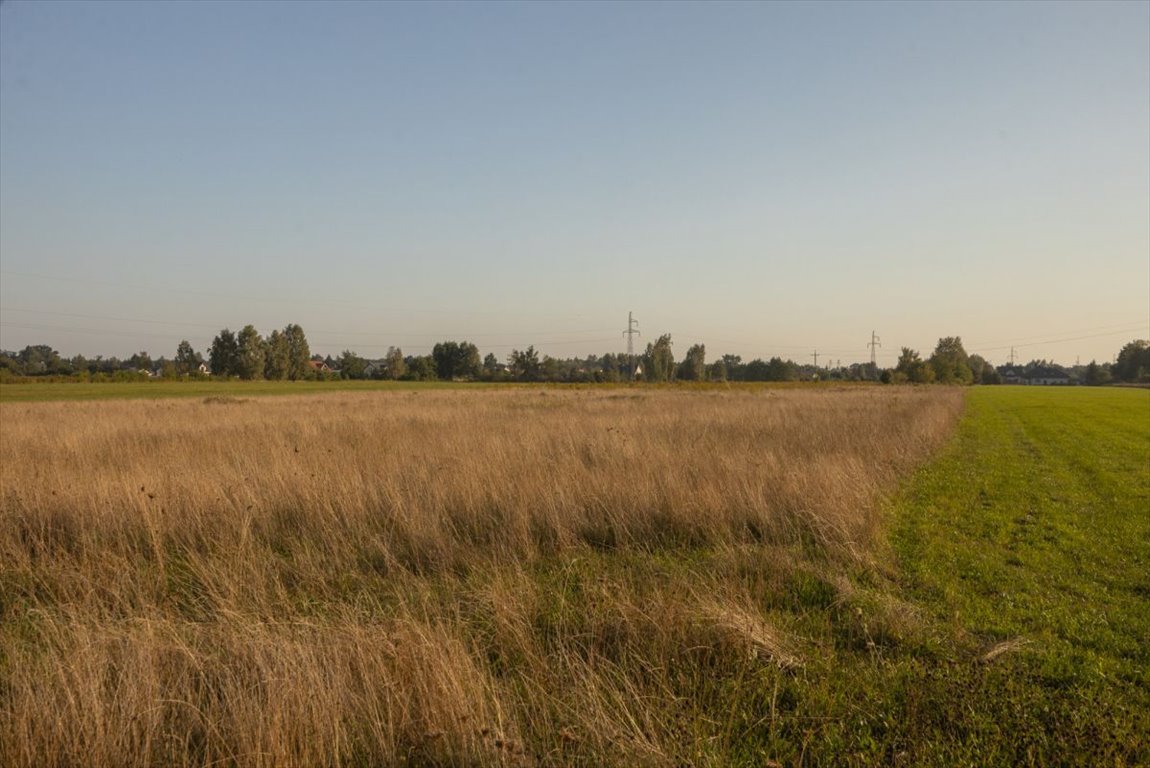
{"left": 1, "top": 387, "right": 964, "bottom": 766}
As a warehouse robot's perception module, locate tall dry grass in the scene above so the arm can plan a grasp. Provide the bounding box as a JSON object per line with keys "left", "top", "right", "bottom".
{"left": 1, "top": 386, "right": 963, "bottom": 766}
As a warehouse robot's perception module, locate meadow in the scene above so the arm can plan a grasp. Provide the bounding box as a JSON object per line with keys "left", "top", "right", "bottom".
{"left": 0, "top": 385, "right": 1146, "bottom": 766}
{"left": 0, "top": 378, "right": 468, "bottom": 403}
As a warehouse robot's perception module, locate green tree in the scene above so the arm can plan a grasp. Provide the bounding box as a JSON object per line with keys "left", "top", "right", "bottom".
{"left": 209, "top": 330, "right": 238, "bottom": 376}
{"left": 18, "top": 344, "right": 65, "bottom": 375}
{"left": 338, "top": 349, "right": 368, "bottom": 380}
{"left": 404, "top": 355, "right": 437, "bottom": 381}
{"left": 174, "top": 340, "right": 202, "bottom": 376}
{"left": 0, "top": 350, "right": 20, "bottom": 375}
{"left": 235, "top": 325, "right": 266, "bottom": 380}
{"left": 282, "top": 324, "right": 311, "bottom": 381}
{"left": 744, "top": 359, "right": 769, "bottom": 381}
{"left": 432, "top": 340, "right": 481, "bottom": 380}
{"left": 1113, "top": 340, "right": 1150, "bottom": 382}
{"left": 482, "top": 352, "right": 499, "bottom": 378}
{"left": 720, "top": 354, "right": 744, "bottom": 381}
{"left": 967, "top": 354, "right": 995, "bottom": 384}
{"left": 597, "top": 353, "right": 623, "bottom": 382}
{"left": 129, "top": 351, "right": 153, "bottom": 373}
{"left": 678, "top": 343, "right": 706, "bottom": 381}
{"left": 541, "top": 355, "right": 560, "bottom": 381}
{"left": 264, "top": 330, "right": 289, "bottom": 380}
{"left": 382, "top": 346, "right": 406, "bottom": 380}
{"left": 929, "top": 337, "right": 973, "bottom": 385}
{"left": 642, "top": 334, "right": 675, "bottom": 383}
{"left": 1083, "top": 360, "right": 1111, "bottom": 386}
{"left": 766, "top": 357, "right": 797, "bottom": 381}
{"left": 508, "top": 346, "right": 541, "bottom": 381}
{"left": 896, "top": 347, "right": 935, "bottom": 384}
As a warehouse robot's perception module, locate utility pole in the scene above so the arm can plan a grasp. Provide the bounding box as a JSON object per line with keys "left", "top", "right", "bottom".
{"left": 1009, "top": 347, "right": 1016, "bottom": 366}
{"left": 623, "top": 311, "right": 640, "bottom": 380}
{"left": 868, "top": 330, "right": 881, "bottom": 366}
{"left": 811, "top": 350, "right": 819, "bottom": 368}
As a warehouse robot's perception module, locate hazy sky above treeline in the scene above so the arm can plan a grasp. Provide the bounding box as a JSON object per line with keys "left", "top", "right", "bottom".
{"left": 1, "top": 1, "right": 1147, "bottom": 365}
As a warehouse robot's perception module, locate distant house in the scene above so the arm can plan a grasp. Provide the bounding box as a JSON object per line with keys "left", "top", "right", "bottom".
{"left": 1027, "top": 366, "right": 1071, "bottom": 386}
{"left": 997, "top": 364, "right": 1071, "bottom": 386}
{"left": 307, "top": 360, "right": 332, "bottom": 374}
{"left": 197, "top": 362, "right": 210, "bottom": 375}
{"left": 998, "top": 365, "right": 1026, "bottom": 385}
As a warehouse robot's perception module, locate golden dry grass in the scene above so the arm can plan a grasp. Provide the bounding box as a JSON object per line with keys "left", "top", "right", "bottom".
{"left": 1, "top": 386, "right": 963, "bottom": 767}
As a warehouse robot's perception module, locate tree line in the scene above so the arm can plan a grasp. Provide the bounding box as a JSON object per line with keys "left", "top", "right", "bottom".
{"left": 3, "top": 329, "right": 1148, "bottom": 386}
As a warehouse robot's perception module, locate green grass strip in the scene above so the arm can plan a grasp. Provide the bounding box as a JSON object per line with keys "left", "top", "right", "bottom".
{"left": 884, "top": 387, "right": 1150, "bottom": 766}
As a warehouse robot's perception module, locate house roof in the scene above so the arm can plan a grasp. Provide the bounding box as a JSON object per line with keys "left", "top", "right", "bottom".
{"left": 1027, "top": 366, "right": 1069, "bottom": 379}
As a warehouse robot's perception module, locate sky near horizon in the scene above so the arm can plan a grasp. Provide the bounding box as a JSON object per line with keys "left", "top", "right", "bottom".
{"left": 1, "top": 1, "right": 1147, "bottom": 366}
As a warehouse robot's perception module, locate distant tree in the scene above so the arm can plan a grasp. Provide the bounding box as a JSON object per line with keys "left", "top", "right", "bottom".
{"left": 264, "top": 330, "right": 289, "bottom": 380}
{"left": 968, "top": 354, "right": 995, "bottom": 385}
{"left": 642, "top": 334, "right": 675, "bottom": 383}
{"left": 235, "top": 325, "right": 266, "bottom": 380}
{"left": 1114, "top": 340, "right": 1150, "bottom": 382}
{"left": 508, "top": 346, "right": 542, "bottom": 381}
{"left": 482, "top": 352, "right": 499, "bottom": 378}
{"left": 431, "top": 341, "right": 458, "bottom": 380}
{"left": 460, "top": 343, "right": 481, "bottom": 379}
{"left": 541, "top": 355, "right": 561, "bottom": 381}
{"left": 744, "top": 359, "right": 770, "bottom": 381}
{"left": 678, "top": 343, "right": 706, "bottom": 381}
{"left": 742, "top": 357, "right": 796, "bottom": 382}
{"left": 709, "top": 359, "right": 728, "bottom": 382}
{"left": 896, "top": 347, "right": 935, "bottom": 384}
{"left": 599, "top": 353, "right": 624, "bottom": 382}
{"left": 383, "top": 346, "right": 406, "bottom": 380}
{"left": 432, "top": 340, "right": 481, "bottom": 380}
{"left": 209, "top": 330, "right": 238, "bottom": 376}
{"left": 174, "top": 340, "right": 203, "bottom": 376}
{"left": 282, "top": 324, "right": 311, "bottom": 380}
{"left": 404, "top": 355, "right": 437, "bottom": 381}
{"left": 766, "top": 357, "right": 797, "bottom": 381}
{"left": 0, "top": 350, "right": 19, "bottom": 375}
{"left": 1083, "top": 360, "right": 1112, "bottom": 386}
{"left": 720, "top": 354, "right": 744, "bottom": 381}
{"left": 18, "top": 344, "right": 64, "bottom": 375}
{"left": 129, "top": 351, "right": 153, "bottom": 373}
{"left": 338, "top": 349, "right": 368, "bottom": 380}
{"left": 929, "top": 337, "right": 973, "bottom": 385}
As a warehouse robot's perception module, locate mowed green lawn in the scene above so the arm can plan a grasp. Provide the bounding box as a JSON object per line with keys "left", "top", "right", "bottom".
{"left": 881, "top": 386, "right": 1149, "bottom": 765}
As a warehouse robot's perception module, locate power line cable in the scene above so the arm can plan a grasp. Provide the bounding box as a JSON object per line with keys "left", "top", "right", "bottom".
{"left": 0, "top": 269, "right": 590, "bottom": 321}
{"left": 0, "top": 306, "right": 617, "bottom": 339}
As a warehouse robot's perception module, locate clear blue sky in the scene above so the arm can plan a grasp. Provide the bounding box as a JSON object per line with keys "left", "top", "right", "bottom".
{"left": 2, "top": 0, "right": 1147, "bottom": 365}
